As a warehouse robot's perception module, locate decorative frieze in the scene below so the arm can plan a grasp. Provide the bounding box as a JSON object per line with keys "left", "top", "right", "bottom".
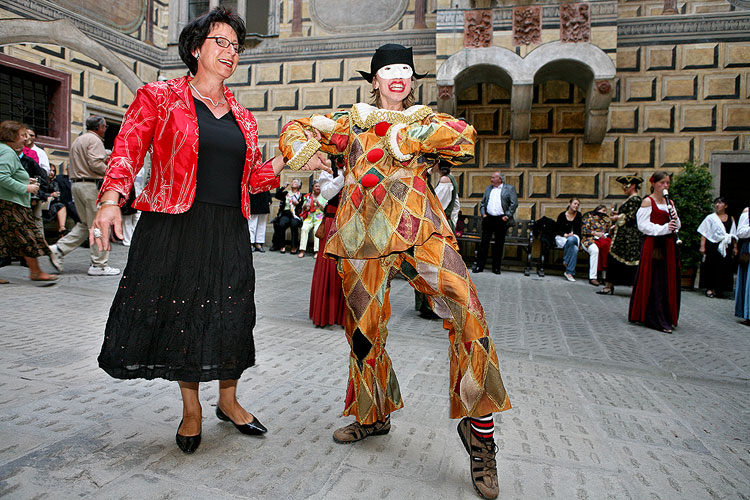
{"left": 464, "top": 10, "right": 493, "bottom": 48}
{"left": 512, "top": 6, "right": 541, "bottom": 46}
{"left": 560, "top": 3, "right": 591, "bottom": 43}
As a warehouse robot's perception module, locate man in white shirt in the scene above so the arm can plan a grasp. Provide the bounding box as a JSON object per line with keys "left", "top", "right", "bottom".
{"left": 26, "top": 129, "right": 50, "bottom": 174}
{"left": 473, "top": 171, "right": 517, "bottom": 274}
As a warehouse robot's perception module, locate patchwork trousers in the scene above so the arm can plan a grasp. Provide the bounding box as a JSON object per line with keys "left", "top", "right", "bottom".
{"left": 338, "top": 235, "right": 511, "bottom": 425}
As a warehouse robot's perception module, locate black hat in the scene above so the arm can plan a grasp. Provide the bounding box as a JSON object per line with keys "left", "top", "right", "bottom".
{"left": 615, "top": 175, "right": 644, "bottom": 186}
{"left": 357, "top": 44, "right": 427, "bottom": 83}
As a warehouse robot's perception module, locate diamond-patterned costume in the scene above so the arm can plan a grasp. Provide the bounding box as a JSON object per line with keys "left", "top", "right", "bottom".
{"left": 279, "top": 103, "right": 510, "bottom": 424}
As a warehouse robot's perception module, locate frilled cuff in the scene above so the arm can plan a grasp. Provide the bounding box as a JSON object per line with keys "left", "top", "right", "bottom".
{"left": 286, "top": 138, "right": 322, "bottom": 171}
{"left": 385, "top": 123, "right": 412, "bottom": 162}
{"left": 98, "top": 175, "right": 132, "bottom": 206}
{"left": 250, "top": 158, "right": 281, "bottom": 194}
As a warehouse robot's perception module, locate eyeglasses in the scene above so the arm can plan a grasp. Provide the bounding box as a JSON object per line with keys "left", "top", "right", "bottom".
{"left": 206, "top": 36, "right": 244, "bottom": 55}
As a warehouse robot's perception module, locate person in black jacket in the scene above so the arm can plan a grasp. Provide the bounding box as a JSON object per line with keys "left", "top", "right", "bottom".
{"left": 248, "top": 190, "right": 272, "bottom": 252}
{"left": 19, "top": 150, "right": 55, "bottom": 236}
{"left": 472, "top": 171, "right": 518, "bottom": 274}
{"left": 270, "top": 178, "right": 302, "bottom": 253}
{"left": 555, "top": 198, "right": 582, "bottom": 282}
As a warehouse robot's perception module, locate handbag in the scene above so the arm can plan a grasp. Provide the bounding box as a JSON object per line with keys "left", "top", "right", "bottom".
{"left": 314, "top": 219, "right": 326, "bottom": 239}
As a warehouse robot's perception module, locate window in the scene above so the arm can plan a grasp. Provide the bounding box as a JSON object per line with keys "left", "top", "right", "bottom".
{"left": 188, "top": 0, "right": 210, "bottom": 19}
{"left": 0, "top": 54, "right": 70, "bottom": 149}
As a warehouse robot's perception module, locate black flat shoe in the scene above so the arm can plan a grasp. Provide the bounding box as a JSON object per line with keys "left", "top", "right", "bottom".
{"left": 257, "top": 246, "right": 265, "bottom": 253}
{"left": 216, "top": 406, "right": 267, "bottom": 435}
{"left": 175, "top": 419, "right": 201, "bottom": 454}
{"left": 596, "top": 287, "right": 614, "bottom": 295}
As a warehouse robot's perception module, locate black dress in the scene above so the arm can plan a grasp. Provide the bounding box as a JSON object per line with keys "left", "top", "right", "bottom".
{"left": 98, "top": 99, "right": 257, "bottom": 382}
{"left": 699, "top": 216, "right": 735, "bottom": 295}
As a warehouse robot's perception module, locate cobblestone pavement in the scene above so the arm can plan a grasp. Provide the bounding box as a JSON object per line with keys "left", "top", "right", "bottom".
{"left": 0, "top": 244, "right": 748, "bottom": 500}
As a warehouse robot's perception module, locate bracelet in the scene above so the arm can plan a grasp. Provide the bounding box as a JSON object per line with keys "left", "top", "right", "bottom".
{"left": 96, "top": 200, "right": 119, "bottom": 210}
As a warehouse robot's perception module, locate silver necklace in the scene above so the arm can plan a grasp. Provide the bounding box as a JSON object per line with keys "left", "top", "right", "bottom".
{"left": 189, "top": 82, "right": 226, "bottom": 107}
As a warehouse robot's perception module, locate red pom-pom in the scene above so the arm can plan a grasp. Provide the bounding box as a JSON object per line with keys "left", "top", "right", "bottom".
{"left": 366, "top": 148, "right": 384, "bottom": 163}
{"left": 374, "top": 121, "right": 391, "bottom": 137}
{"left": 361, "top": 173, "right": 379, "bottom": 188}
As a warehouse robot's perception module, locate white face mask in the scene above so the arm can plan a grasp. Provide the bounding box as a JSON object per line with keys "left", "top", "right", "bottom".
{"left": 377, "top": 64, "right": 413, "bottom": 80}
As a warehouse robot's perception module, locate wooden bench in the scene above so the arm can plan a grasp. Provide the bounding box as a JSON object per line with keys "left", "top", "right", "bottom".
{"left": 456, "top": 215, "right": 535, "bottom": 276}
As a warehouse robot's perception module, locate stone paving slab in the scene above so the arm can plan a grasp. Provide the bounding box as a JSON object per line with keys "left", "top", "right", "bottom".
{"left": 0, "top": 245, "right": 749, "bottom": 499}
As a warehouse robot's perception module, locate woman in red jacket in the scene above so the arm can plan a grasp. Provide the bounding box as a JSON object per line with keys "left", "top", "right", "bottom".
{"left": 91, "top": 8, "right": 327, "bottom": 454}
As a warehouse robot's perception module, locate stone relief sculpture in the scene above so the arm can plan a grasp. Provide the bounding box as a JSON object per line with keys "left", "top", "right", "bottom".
{"left": 438, "top": 85, "right": 454, "bottom": 100}
{"left": 560, "top": 3, "right": 591, "bottom": 43}
{"left": 464, "top": 9, "right": 493, "bottom": 48}
{"left": 512, "top": 6, "right": 541, "bottom": 46}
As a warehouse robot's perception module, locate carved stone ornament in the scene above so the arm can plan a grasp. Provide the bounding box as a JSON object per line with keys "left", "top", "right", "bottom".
{"left": 464, "top": 9, "right": 493, "bottom": 48}
{"left": 596, "top": 80, "right": 612, "bottom": 94}
{"left": 512, "top": 6, "right": 541, "bottom": 46}
{"left": 560, "top": 3, "right": 591, "bottom": 43}
{"left": 438, "top": 85, "right": 454, "bottom": 100}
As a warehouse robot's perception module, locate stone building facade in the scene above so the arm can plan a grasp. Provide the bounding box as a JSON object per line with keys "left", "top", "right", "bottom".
{"left": 1, "top": 0, "right": 748, "bottom": 221}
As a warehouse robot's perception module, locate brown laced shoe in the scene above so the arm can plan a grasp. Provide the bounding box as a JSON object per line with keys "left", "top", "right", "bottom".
{"left": 457, "top": 417, "right": 499, "bottom": 500}
{"left": 332, "top": 418, "right": 391, "bottom": 443}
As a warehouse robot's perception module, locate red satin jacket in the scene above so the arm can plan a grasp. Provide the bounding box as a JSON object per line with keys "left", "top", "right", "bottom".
{"left": 99, "top": 76, "right": 279, "bottom": 217}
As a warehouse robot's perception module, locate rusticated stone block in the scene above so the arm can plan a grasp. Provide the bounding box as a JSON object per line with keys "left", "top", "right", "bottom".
{"left": 703, "top": 74, "right": 740, "bottom": 100}
{"left": 623, "top": 137, "right": 655, "bottom": 168}
{"left": 319, "top": 60, "right": 344, "bottom": 82}
{"left": 542, "top": 81, "right": 574, "bottom": 104}
{"left": 88, "top": 73, "right": 117, "bottom": 105}
{"left": 514, "top": 202, "right": 536, "bottom": 221}
{"left": 530, "top": 108, "right": 553, "bottom": 133}
{"left": 256, "top": 116, "right": 281, "bottom": 138}
{"left": 346, "top": 58, "right": 370, "bottom": 81}
{"left": 699, "top": 136, "right": 739, "bottom": 163}
{"left": 542, "top": 138, "right": 574, "bottom": 168}
{"left": 608, "top": 106, "right": 639, "bottom": 133}
{"left": 556, "top": 172, "right": 599, "bottom": 198}
{"left": 624, "top": 77, "right": 656, "bottom": 102}
{"left": 579, "top": 137, "right": 619, "bottom": 168}
{"left": 255, "top": 63, "right": 283, "bottom": 85}
{"left": 234, "top": 89, "right": 268, "bottom": 111}
{"left": 334, "top": 86, "right": 361, "bottom": 109}
{"left": 470, "top": 109, "right": 499, "bottom": 135}
{"left": 557, "top": 108, "right": 585, "bottom": 134}
{"left": 302, "top": 88, "right": 332, "bottom": 110}
{"left": 515, "top": 139, "right": 538, "bottom": 168}
{"left": 680, "top": 104, "right": 716, "bottom": 132}
{"left": 225, "top": 65, "right": 249, "bottom": 85}
{"left": 660, "top": 137, "right": 693, "bottom": 166}
{"left": 662, "top": 75, "right": 697, "bottom": 100}
{"left": 617, "top": 47, "right": 641, "bottom": 72}
{"left": 271, "top": 88, "right": 299, "bottom": 111}
{"left": 644, "top": 105, "right": 674, "bottom": 132}
{"left": 457, "top": 84, "right": 481, "bottom": 105}
{"left": 528, "top": 171, "right": 551, "bottom": 198}
{"left": 723, "top": 104, "right": 750, "bottom": 131}
{"left": 681, "top": 44, "right": 718, "bottom": 70}
{"left": 484, "top": 140, "right": 510, "bottom": 167}
{"left": 288, "top": 61, "right": 315, "bottom": 84}
{"left": 487, "top": 84, "right": 510, "bottom": 104}
{"left": 468, "top": 171, "right": 493, "bottom": 198}
{"left": 723, "top": 43, "right": 750, "bottom": 68}
{"left": 646, "top": 46, "right": 675, "bottom": 71}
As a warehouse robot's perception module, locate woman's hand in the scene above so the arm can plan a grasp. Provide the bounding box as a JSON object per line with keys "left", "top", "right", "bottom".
{"left": 301, "top": 151, "right": 332, "bottom": 173}
{"left": 90, "top": 192, "right": 123, "bottom": 251}
{"left": 668, "top": 220, "right": 679, "bottom": 233}
{"left": 26, "top": 179, "right": 39, "bottom": 194}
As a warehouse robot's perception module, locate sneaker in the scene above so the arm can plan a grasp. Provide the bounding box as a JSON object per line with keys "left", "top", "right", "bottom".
{"left": 332, "top": 418, "right": 391, "bottom": 444}
{"left": 564, "top": 272, "right": 576, "bottom": 282}
{"left": 48, "top": 244, "right": 64, "bottom": 272}
{"left": 88, "top": 265, "right": 121, "bottom": 276}
{"left": 457, "top": 417, "right": 499, "bottom": 500}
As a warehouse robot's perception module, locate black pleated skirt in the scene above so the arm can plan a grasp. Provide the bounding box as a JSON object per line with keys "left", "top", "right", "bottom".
{"left": 98, "top": 202, "right": 256, "bottom": 382}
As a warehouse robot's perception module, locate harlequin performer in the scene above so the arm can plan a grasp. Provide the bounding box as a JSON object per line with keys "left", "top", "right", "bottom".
{"left": 279, "top": 44, "right": 510, "bottom": 500}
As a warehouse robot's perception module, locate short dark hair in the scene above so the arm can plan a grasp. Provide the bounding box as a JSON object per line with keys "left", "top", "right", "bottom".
{"left": 179, "top": 6, "right": 246, "bottom": 76}
{"left": 713, "top": 196, "right": 728, "bottom": 205}
{"left": 86, "top": 115, "right": 106, "bottom": 131}
{"left": 0, "top": 120, "right": 27, "bottom": 143}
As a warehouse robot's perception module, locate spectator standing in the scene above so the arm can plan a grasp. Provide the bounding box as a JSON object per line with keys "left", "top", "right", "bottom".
{"left": 270, "top": 178, "right": 302, "bottom": 253}
{"left": 629, "top": 171, "right": 681, "bottom": 334}
{"left": 581, "top": 205, "right": 611, "bottom": 286}
{"left": 555, "top": 198, "right": 582, "bottom": 282}
{"left": 298, "top": 180, "right": 326, "bottom": 258}
{"left": 0, "top": 120, "right": 57, "bottom": 283}
{"left": 48, "top": 115, "right": 120, "bottom": 276}
{"left": 598, "top": 175, "right": 643, "bottom": 295}
{"left": 735, "top": 206, "right": 750, "bottom": 326}
{"left": 248, "top": 189, "right": 272, "bottom": 252}
{"left": 472, "top": 171, "right": 518, "bottom": 274}
{"left": 26, "top": 129, "right": 50, "bottom": 174}
{"left": 433, "top": 164, "right": 460, "bottom": 230}
{"left": 698, "top": 197, "right": 737, "bottom": 298}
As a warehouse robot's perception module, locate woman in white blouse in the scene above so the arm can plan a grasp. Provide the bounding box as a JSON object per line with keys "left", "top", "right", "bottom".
{"left": 628, "top": 171, "right": 681, "bottom": 333}
{"left": 735, "top": 206, "right": 750, "bottom": 326}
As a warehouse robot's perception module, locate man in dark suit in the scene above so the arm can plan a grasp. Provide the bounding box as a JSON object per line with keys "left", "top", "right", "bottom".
{"left": 473, "top": 171, "right": 518, "bottom": 274}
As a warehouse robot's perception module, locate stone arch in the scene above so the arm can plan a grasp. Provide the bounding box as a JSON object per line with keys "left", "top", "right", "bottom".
{"left": 436, "top": 42, "right": 616, "bottom": 142}
{"left": 0, "top": 18, "right": 143, "bottom": 93}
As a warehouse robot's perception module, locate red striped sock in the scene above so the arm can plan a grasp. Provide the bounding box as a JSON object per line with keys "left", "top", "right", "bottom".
{"left": 470, "top": 414, "right": 494, "bottom": 440}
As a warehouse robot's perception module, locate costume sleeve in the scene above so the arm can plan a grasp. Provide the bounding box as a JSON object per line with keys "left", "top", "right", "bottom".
{"left": 385, "top": 113, "right": 476, "bottom": 164}
{"left": 279, "top": 111, "right": 351, "bottom": 171}
{"left": 618, "top": 196, "right": 641, "bottom": 227}
{"left": 434, "top": 181, "right": 453, "bottom": 211}
{"left": 249, "top": 158, "right": 280, "bottom": 194}
{"left": 319, "top": 169, "right": 344, "bottom": 199}
{"left": 737, "top": 211, "right": 750, "bottom": 239}
{"left": 99, "top": 85, "right": 158, "bottom": 205}
{"left": 637, "top": 206, "right": 674, "bottom": 236}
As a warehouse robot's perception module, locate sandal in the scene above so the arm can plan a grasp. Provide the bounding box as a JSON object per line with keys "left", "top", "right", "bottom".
{"left": 596, "top": 287, "right": 614, "bottom": 295}
{"left": 705, "top": 290, "right": 715, "bottom": 298}
{"left": 297, "top": 251, "right": 305, "bottom": 258}
{"left": 30, "top": 273, "right": 58, "bottom": 282}
{"left": 332, "top": 419, "right": 390, "bottom": 443}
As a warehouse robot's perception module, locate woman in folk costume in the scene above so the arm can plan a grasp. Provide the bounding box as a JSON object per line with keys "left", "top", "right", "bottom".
{"left": 698, "top": 197, "right": 737, "bottom": 298}
{"left": 629, "top": 171, "right": 681, "bottom": 333}
{"left": 735, "top": 206, "right": 750, "bottom": 326}
{"left": 279, "top": 44, "right": 510, "bottom": 500}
